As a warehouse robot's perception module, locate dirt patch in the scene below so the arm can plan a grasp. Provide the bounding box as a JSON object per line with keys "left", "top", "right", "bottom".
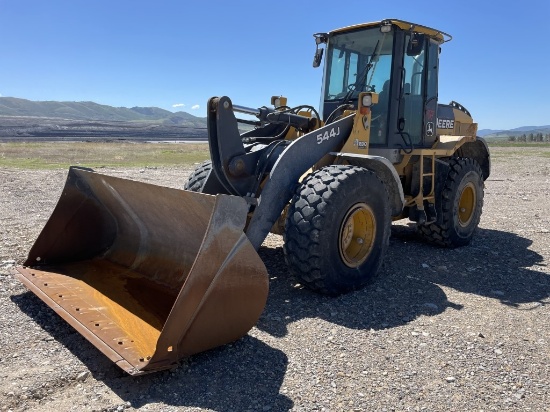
{"left": 1, "top": 147, "right": 549, "bottom": 411}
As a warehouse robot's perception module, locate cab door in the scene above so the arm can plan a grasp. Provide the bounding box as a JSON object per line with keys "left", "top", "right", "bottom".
{"left": 423, "top": 39, "right": 439, "bottom": 147}
{"left": 400, "top": 32, "right": 426, "bottom": 146}
{"left": 399, "top": 33, "right": 439, "bottom": 148}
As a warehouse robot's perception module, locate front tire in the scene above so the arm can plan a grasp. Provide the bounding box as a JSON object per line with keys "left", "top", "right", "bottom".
{"left": 184, "top": 161, "right": 212, "bottom": 192}
{"left": 417, "top": 157, "right": 484, "bottom": 247}
{"left": 283, "top": 165, "right": 391, "bottom": 296}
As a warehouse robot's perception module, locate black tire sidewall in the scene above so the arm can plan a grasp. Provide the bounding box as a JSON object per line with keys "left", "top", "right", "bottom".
{"left": 321, "top": 171, "right": 389, "bottom": 289}
{"left": 447, "top": 163, "right": 483, "bottom": 245}
{"left": 285, "top": 165, "right": 391, "bottom": 295}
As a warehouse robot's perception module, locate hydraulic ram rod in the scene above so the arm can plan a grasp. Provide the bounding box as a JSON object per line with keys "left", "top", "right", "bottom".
{"left": 232, "top": 103, "right": 315, "bottom": 131}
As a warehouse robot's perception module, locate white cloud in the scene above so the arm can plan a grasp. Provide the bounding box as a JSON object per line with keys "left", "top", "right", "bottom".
{"left": 191, "top": 104, "right": 200, "bottom": 110}
{"left": 172, "top": 103, "right": 185, "bottom": 108}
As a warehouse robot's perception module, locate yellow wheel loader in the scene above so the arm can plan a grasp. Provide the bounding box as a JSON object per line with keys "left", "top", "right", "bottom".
{"left": 14, "top": 19, "right": 490, "bottom": 375}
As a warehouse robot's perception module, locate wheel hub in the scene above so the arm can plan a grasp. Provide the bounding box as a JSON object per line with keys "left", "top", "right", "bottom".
{"left": 339, "top": 203, "right": 376, "bottom": 268}
{"left": 458, "top": 182, "right": 476, "bottom": 227}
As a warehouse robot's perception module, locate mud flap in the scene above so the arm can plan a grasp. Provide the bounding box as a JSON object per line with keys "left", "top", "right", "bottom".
{"left": 14, "top": 167, "right": 268, "bottom": 375}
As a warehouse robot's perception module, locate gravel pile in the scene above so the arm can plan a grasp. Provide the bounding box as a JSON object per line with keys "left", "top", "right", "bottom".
{"left": 1, "top": 147, "right": 549, "bottom": 411}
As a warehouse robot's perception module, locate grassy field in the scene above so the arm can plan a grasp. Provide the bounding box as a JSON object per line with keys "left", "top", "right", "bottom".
{"left": 0, "top": 141, "right": 210, "bottom": 169}
{"left": 486, "top": 145, "right": 550, "bottom": 159}
{"left": 485, "top": 140, "right": 550, "bottom": 147}
{"left": 1, "top": 141, "right": 550, "bottom": 170}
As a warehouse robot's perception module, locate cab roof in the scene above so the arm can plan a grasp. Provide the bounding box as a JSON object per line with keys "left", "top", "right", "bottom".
{"left": 329, "top": 19, "right": 452, "bottom": 44}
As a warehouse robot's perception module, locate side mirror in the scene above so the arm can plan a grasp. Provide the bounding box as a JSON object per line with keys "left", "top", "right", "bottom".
{"left": 313, "top": 47, "right": 324, "bottom": 68}
{"left": 312, "top": 33, "right": 328, "bottom": 68}
{"left": 407, "top": 33, "right": 425, "bottom": 56}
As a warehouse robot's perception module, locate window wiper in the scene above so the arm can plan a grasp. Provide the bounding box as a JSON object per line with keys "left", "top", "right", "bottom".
{"left": 340, "top": 40, "right": 380, "bottom": 106}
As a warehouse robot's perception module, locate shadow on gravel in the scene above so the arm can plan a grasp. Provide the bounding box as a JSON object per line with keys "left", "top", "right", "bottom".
{"left": 255, "top": 225, "right": 549, "bottom": 338}
{"left": 9, "top": 224, "right": 547, "bottom": 411}
{"left": 112, "top": 339, "right": 292, "bottom": 411}
{"left": 391, "top": 225, "right": 549, "bottom": 306}
{"left": 12, "top": 291, "right": 293, "bottom": 411}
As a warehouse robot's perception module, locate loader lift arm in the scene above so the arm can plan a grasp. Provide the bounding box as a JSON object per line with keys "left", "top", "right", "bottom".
{"left": 207, "top": 96, "right": 319, "bottom": 197}
{"left": 207, "top": 96, "right": 355, "bottom": 249}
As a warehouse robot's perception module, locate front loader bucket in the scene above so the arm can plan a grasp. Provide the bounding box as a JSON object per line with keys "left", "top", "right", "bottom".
{"left": 14, "top": 167, "right": 268, "bottom": 375}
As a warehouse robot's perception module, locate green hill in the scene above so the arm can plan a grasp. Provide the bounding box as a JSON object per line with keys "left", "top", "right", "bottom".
{"left": 0, "top": 96, "right": 206, "bottom": 128}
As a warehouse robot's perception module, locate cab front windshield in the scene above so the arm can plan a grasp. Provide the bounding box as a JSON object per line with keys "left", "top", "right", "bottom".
{"left": 325, "top": 27, "right": 394, "bottom": 101}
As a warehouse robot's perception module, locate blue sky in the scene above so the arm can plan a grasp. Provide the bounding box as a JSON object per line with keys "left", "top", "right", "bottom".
{"left": 0, "top": 0, "right": 548, "bottom": 129}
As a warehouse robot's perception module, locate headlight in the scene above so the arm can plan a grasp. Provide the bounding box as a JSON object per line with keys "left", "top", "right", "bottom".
{"left": 362, "top": 94, "right": 373, "bottom": 107}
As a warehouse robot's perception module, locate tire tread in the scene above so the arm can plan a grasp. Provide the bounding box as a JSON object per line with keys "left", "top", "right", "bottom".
{"left": 284, "top": 164, "right": 390, "bottom": 295}
{"left": 417, "top": 157, "right": 484, "bottom": 247}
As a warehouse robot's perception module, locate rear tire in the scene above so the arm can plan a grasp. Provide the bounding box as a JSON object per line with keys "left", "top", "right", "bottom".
{"left": 184, "top": 161, "right": 212, "bottom": 192}
{"left": 417, "top": 157, "right": 484, "bottom": 247}
{"left": 283, "top": 165, "right": 391, "bottom": 296}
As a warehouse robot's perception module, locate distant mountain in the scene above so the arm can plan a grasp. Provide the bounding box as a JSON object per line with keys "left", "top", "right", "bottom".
{"left": 0, "top": 96, "right": 206, "bottom": 128}
{"left": 478, "top": 129, "right": 504, "bottom": 137}
{"left": 508, "top": 125, "right": 550, "bottom": 133}
{"left": 479, "top": 125, "right": 550, "bottom": 138}
{"left": 1, "top": 96, "right": 547, "bottom": 142}
{"left": 483, "top": 125, "right": 550, "bottom": 139}
{"left": 0, "top": 97, "right": 212, "bottom": 140}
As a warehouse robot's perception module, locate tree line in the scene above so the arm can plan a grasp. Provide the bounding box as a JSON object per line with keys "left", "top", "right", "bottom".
{"left": 508, "top": 133, "right": 550, "bottom": 142}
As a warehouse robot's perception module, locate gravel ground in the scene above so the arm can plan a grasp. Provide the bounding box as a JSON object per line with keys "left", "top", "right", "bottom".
{"left": 1, "top": 147, "right": 549, "bottom": 412}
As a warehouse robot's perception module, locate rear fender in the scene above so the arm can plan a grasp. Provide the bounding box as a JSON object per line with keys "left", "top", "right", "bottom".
{"left": 457, "top": 137, "right": 491, "bottom": 180}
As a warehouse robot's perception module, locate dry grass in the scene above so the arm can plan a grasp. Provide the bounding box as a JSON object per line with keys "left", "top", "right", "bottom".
{"left": 2, "top": 141, "right": 550, "bottom": 170}
{"left": 0, "top": 142, "right": 210, "bottom": 169}
{"left": 487, "top": 145, "right": 550, "bottom": 159}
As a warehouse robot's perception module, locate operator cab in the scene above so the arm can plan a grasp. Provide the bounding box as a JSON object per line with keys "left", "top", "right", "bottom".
{"left": 314, "top": 19, "right": 451, "bottom": 155}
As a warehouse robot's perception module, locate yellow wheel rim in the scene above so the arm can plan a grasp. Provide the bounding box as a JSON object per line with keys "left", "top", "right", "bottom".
{"left": 458, "top": 182, "right": 476, "bottom": 227}
{"left": 339, "top": 203, "right": 376, "bottom": 268}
